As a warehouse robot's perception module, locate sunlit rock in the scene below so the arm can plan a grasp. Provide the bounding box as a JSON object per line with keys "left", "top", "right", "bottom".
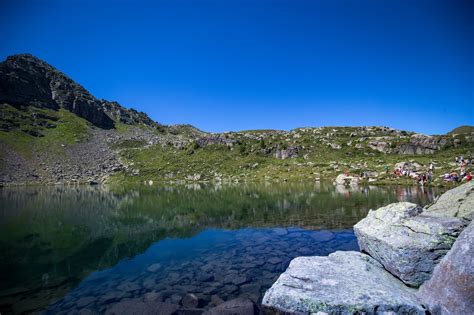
{"left": 262, "top": 251, "right": 425, "bottom": 314}
{"left": 418, "top": 222, "right": 474, "bottom": 314}
{"left": 354, "top": 202, "right": 467, "bottom": 286}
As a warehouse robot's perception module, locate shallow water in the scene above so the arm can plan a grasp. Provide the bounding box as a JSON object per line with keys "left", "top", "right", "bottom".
{"left": 0, "top": 182, "right": 442, "bottom": 314}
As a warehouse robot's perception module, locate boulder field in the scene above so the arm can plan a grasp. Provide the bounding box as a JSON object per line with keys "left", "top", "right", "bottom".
{"left": 262, "top": 181, "right": 474, "bottom": 314}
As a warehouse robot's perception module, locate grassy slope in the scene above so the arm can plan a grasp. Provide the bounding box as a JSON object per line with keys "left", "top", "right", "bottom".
{"left": 0, "top": 104, "right": 91, "bottom": 160}
{"left": 111, "top": 127, "right": 473, "bottom": 186}
{"left": 1, "top": 104, "right": 473, "bottom": 186}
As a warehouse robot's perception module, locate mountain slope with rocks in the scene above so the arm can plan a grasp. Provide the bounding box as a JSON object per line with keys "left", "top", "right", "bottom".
{"left": 0, "top": 54, "right": 473, "bottom": 185}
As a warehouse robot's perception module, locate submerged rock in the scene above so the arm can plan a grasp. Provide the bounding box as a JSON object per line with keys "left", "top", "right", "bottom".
{"left": 354, "top": 202, "right": 467, "bottom": 287}
{"left": 418, "top": 222, "right": 474, "bottom": 315}
{"left": 104, "top": 300, "right": 178, "bottom": 315}
{"left": 147, "top": 263, "right": 162, "bottom": 273}
{"left": 181, "top": 293, "right": 199, "bottom": 308}
{"left": 203, "top": 297, "right": 257, "bottom": 315}
{"left": 262, "top": 251, "right": 425, "bottom": 314}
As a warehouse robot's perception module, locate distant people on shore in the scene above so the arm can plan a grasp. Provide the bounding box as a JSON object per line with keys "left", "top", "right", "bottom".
{"left": 393, "top": 155, "right": 471, "bottom": 185}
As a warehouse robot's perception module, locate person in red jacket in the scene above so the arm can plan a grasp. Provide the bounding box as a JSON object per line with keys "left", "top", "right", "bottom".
{"left": 466, "top": 172, "right": 472, "bottom": 182}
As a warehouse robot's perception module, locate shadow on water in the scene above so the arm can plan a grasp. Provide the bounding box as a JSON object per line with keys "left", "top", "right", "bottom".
{"left": 0, "top": 182, "right": 442, "bottom": 313}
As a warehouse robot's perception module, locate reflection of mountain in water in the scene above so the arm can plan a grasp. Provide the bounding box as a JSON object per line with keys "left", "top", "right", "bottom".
{"left": 0, "top": 183, "right": 442, "bottom": 313}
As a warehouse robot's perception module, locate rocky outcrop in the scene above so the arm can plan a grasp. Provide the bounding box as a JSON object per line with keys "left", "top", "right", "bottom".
{"left": 101, "top": 101, "right": 164, "bottom": 130}
{"left": 396, "top": 134, "right": 448, "bottom": 155}
{"left": 196, "top": 134, "right": 236, "bottom": 147}
{"left": 274, "top": 146, "right": 300, "bottom": 159}
{"left": 354, "top": 202, "right": 468, "bottom": 287}
{"left": 424, "top": 181, "right": 474, "bottom": 220}
{"left": 262, "top": 251, "right": 425, "bottom": 314}
{"left": 418, "top": 222, "right": 474, "bottom": 315}
{"left": 0, "top": 54, "right": 114, "bottom": 129}
{"left": 368, "top": 141, "right": 391, "bottom": 154}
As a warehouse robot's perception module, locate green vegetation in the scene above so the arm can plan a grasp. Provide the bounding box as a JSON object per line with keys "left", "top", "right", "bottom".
{"left": 110, "top": 126, "right": 473, "bottom": 186}
{"left": 0, "top": 104, "right": 91, "bottom": 158}
{"left": 448, "top": 125, "right": 474, "bottom": 135}
{"left": 1, "top": 103, "right": 473, "bottom": 186}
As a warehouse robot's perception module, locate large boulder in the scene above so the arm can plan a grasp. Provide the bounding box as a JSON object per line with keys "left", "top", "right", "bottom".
{"left": 262, "top": 251, "right": 425, "bottom": 314}
{"left": 418, "top": 222, "right": 474, "bottom": 315}
{"left": 334, "top": 174, "right": 359, "bottom": 186}
{"left": 424, "top": 181, "right": 474, "bottom": 220}
{"left": 354, "top": 202, "right": 467, "bottom": 287}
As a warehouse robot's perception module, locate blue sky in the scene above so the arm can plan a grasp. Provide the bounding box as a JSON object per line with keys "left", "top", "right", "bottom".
{"left": 1, "top": 0, "right": 472, "bottom": 134}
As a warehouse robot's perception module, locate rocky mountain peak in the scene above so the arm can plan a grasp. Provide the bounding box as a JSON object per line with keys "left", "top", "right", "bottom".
{"left": 0, "top": 53, "right": 115, "bottom": 129}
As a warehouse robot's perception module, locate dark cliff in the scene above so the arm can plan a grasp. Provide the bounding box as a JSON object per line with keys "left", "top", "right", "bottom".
{"left": 0, "top": 54, "right": 115, "bottom": 128}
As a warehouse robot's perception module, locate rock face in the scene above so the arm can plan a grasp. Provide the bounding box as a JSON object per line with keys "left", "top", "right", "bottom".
{"left": 262, "top": 251, "right": 425, "bottom": 314}
{"left": 418, "top": 222, "right": 474, "bottom": 315}
{"left": 0, "top": 54, "right": 114, "bottom": 129}
{"left": 354, "top": 202, "right": 467, "bottom": 287}
{"left": 424, "top": 181, "right": 474, "bottom": 220}
{"left": 101, "top": 101, "right": 164, "bottom": 130}
{"left": 396, "top": 134, "right": 447, "bottom": 155}
{"left": 0, "top": 54, "right": 162, "bottom": 131}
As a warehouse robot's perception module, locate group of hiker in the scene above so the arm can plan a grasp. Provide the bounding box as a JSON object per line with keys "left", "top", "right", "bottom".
{"left": 393, "top": 165, "right": 434, "bottom": 186}
{"left": 392, "top": 153, "right": 473, "bottom": 185}
{"left": 443, "top": 154, "right": 472, "bottom": 183}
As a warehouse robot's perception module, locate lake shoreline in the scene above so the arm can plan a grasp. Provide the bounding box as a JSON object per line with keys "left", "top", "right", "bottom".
{"left": 0, "top": 175, "right": 462, "bottom": 189}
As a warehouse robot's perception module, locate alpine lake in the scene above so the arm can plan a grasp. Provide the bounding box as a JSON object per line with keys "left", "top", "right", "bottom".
{"left": 0, "top": 182, "right": 443, "bottom": 314}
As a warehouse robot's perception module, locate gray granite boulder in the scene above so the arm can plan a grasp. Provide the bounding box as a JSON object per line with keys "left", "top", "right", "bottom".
{"left": 262, "top": 251, "right": 425, "bottom": 314}
{"left": 424, "top": 181, "right": 474, "bottom": 220}
{"left": 354, "top": 202, "right": 467, "bottom": 287}
{"left": 418, "top": 222, "right": 474, "bottom": 315}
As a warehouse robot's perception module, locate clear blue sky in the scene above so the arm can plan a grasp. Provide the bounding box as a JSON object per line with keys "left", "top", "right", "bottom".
{"left": 1, "top": 0, "right": 472, "bottom": 134}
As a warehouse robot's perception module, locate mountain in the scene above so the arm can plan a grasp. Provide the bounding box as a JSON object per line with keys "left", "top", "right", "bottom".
{"left": 448, "top": 125, "right": 474, "bottom": 135}
{"left": 0, "top": 54, "right": 164, "bottom": 130}
{"left": 0, "top": 54, "right": 473, "bottom": 186}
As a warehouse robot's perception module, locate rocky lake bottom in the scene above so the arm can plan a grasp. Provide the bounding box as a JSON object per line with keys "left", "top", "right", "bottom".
{"left": 0, "top": 182, "right": 443, "bottom": 314}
